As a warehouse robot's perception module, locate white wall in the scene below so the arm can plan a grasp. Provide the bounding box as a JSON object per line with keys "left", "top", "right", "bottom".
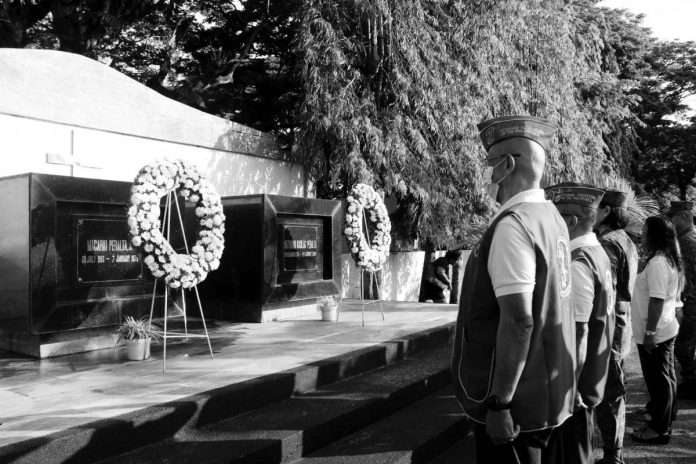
{"left": 0, "top": 49, "right": 307, "bottom": 196}
{"left": 0, "top": 114, "right": 306, "bottom": 197}
{"left": 340, "top": 252, "right": 426, "bottom": 302}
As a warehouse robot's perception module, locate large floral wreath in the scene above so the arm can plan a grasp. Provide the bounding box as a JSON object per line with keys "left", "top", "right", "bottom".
{"left": 344, "top": 183, "right": 392, "bottom": 272}
{"left": 127, "top": 159, "right": 225, "bottom": 289}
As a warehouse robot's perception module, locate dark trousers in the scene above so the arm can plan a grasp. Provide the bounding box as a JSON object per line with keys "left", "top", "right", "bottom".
{"left": 560, "top": 407, "right": 594, "bottom": 464}
{"left": 676, "top": 302, "right": 696, "bottom": 382}
{"left": 637, "top": 337, "right": 678, "bottom": 435}
{"left": 474, "top": 423, "right": 555, "bottom": 464}
{"left": 596, "top": 359, "right": 626, "bottom": 455}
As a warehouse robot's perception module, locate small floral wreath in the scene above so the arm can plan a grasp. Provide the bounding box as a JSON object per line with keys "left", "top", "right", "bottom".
{"left": 344, "top": 183, "right": 392, "bottom": 272}
{"left": 127, "top": 159, "right": 225, "bottom": 289}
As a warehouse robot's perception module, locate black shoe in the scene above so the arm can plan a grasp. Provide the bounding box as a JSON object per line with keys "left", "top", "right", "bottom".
{"left": 677, "top": 381, "right": 696, "bottom": 399}
{"left": 631, "top": 426, "right": 670, "bottom": 445}
{"left": 597, "top": 448, "right": 624, "bottom": 464}
{"left": 596, "top": 457, "right": 623, "bottom": 464}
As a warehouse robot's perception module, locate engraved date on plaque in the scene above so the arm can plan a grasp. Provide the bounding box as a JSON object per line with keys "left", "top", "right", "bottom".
{"left": 281, "top": 225, "right": 319, "bottom": 272}
{"left": 75, "top": 217, "right": 143, "bottom": 284}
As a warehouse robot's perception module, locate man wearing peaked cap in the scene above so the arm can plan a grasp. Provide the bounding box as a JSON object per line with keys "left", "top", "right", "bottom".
{"left": 667, "top": 201, "right": 696, "bottom": 399}
{"left": 601, "top": 189, "right": 627, "bottom": 208}
{"left": 547, "top": 182, "right": 615, "bottom": 464}
{"left": 593, "top": 187, "right": 638, "bottom": 464}
{"left": 452, "top": 115, "right": 576, "bottom": 464}
{"left": 477, "top": 115, "right": 558, "bottom": 152}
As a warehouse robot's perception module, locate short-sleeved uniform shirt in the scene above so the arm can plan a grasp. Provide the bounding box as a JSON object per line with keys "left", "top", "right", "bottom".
{"left": 488, "top": 189, "right": 547, "bottom": 296}
{"left": 631, "top": 254, "right": 681, "bottom": 344}
{"left": 571, "top": 233, "right": 602, "bottom": 323}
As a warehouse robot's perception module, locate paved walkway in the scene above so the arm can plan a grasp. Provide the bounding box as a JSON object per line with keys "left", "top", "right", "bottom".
{"left": 0, "top": 300, "right": 458, "bottom": 449}
{"left": 610, "top": 345, "right": 696, "bottom": 463}
{"left": 4, "top": 299, "right": 696, "bottom": 463}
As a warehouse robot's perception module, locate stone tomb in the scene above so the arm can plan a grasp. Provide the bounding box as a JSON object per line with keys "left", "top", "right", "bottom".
{"left": 195, "top": 195, "right": 342, "bottom": 322}
{"left": 0, "top": 173, "right": 173, "bottom": 357}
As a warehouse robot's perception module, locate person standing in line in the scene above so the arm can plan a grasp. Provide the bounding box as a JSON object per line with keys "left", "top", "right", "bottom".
{"left": 420, "top": 250, "right": 462, "bottom": 303}
{"left": 546, "top": 183, "right": 615, "bottom": 464}
{"left": 452, "top": 115, "right": 576, "bottom": 464}
{"left": 668, "top": 201, "right": 696, "bottom": 399}
{"left": 593, "top": 189, "right": 638, "bottom": 464}
{"left": 630, "top": 215, "right": 681, "bottom": 444}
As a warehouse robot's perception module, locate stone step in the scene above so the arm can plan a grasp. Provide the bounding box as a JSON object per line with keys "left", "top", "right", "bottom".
{"left": 97, "top": 344, "right": 454, "bottom": 464}
{"left": 426, "top": 433, "right": 475, "bottom": 464}
{"left": 291, "top": 386, "right": 469, "bottom": 464}
{"left": 1, "top": 323, "right": 455, "bottom": 464}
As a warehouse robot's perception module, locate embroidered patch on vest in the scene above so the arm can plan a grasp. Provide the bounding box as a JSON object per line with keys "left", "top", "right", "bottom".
{"left": 557, "top": 236, "right": 572, "bottom": 298}
{"left": 605, "top": 269, "right": 615, "bottom": 315}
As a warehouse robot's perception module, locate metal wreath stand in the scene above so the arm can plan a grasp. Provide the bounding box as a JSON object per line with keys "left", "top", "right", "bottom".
{"left": 337, "top": 202, "right": 385, "bottom": 327}
{"left": 147, "top": 189, "right": 214, "bottom": 372}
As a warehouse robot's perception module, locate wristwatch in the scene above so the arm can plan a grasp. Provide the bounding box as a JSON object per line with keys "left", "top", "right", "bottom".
{"left": 645, "top": 330, "right": 657, "bottom": 337}
{"left": 484, "top": 395, "right": 512, "bottom": 411}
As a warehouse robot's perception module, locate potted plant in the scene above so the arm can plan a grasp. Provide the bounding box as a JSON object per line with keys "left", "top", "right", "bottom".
{"left": 318, "top": 295, "right": 339, "bottom": 322}
{"left": 116, "top": 316, "right": 163, "bottom": 361}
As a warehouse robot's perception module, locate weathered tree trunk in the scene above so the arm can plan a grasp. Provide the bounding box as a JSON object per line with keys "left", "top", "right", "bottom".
{"left": 679, "top": 182, "right": 688, "bottom": 200}
{"left": 449, "top": 258, "right": 462, "bottom": 304}
{"left": 49, "top": 0, "right": 164, "bottom": 56}
{"left": 0, "top": 0, "right": 51, "bottom": 48}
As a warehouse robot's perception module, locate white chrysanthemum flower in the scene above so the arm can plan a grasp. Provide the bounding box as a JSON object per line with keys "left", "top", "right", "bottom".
{"left": 130, "top": 160, "right": 225, "bottom": 288}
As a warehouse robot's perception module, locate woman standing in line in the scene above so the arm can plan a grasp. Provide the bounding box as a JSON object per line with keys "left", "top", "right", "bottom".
{"left": 631, "top": 215, "right": 682, "bottom": 444}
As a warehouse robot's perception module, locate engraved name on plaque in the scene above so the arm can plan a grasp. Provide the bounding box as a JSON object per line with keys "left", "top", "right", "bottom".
{"left": 281, "top": 224, "right": 319, "bottom": 272}
{"left": 75, "top": 217, "right": 143, "bottom": 284}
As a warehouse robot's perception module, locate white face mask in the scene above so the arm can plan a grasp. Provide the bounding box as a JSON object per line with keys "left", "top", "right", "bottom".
{"left": 483, "top": 158, "right": 507, "bottom": 203}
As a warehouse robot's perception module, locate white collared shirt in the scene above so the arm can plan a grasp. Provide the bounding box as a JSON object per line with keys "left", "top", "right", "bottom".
{"left": 631, "top": 254, "right": 681, "bottom": 344}
{"left": 488, "top": 189, "right": 548, "bottom": 296}
{"left": 570, "top": 232, "right": 601, "bottom": 323}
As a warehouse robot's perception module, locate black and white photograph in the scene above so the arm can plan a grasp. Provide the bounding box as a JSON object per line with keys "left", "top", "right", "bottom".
{"left": 1, "top": 0, "right": 696, "bottom": 462}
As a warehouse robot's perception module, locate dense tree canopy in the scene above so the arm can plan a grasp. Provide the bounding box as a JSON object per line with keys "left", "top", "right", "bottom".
{"left": 632, "top": 40, "right": 696, "bottom": 200}
{"left": 2, "top": 0, "right": 695, "bottom": 246}
{"left": 292, "top": 0, "right": 648, "bottom": 245}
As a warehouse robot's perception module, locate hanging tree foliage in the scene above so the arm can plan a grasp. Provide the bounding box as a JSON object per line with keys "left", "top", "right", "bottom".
{"left": 4, "top": 0, "right": 651, "bottom": 247}
{"left": 292, "top": 0, "right": 645, "bottom": 247}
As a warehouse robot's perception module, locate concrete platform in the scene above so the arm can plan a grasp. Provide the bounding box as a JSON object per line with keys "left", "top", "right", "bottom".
{"left": 0, "top": 300, "right": 458, "bottom": 451}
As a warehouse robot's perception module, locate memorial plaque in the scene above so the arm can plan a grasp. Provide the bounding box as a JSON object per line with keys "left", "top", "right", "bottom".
{"left": 277, "top": 216, "right": 323, "bottom": 284}
{"left": 0, "top": 173, "right": 170, "bottom": 357}
{"left": 195, "top": 194, "right": 342, "bottom": 322}
{"left": 281, "top": 224, "right": 319, "bottom": 272}
{"left": 75, "top": 217, "right": 143, "bottom": 284}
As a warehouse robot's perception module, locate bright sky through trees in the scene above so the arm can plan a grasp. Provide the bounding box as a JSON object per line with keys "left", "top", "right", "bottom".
{"left": 600, "top": 0, "right": 696, "bottom": 113}
{"left": 600, "top": 0, "right": 696, "bottom": 42}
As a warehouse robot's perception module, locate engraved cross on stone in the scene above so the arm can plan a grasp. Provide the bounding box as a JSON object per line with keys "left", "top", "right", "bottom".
{"left": 46, "top": 130, "right": 102, "bottom": 175}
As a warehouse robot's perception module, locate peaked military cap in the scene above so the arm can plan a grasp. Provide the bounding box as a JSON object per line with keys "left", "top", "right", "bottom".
{"left": 601, "top": 189, "right": 627, "bottom": 208}
{"left": 545, "top": 182, "right": 605, "bottom": 209}
{"left": 667, "top": 200, "right": 694, "bottom": 216}
{"left": 477, "top": 115, "right": 558, "bottom": 152}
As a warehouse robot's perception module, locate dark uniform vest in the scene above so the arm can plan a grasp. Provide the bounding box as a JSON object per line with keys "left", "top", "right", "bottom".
{"left": 452, "top": 201, "right": 576, "bottom": 431}
{"left": 677, "top": 226, "right": 696, "bottom": 301}
{"left": 572, "top": 243, "right": 615, "bottom": 407}
{"left": 599, "top": 229, "right": 638, "bottom": 362}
